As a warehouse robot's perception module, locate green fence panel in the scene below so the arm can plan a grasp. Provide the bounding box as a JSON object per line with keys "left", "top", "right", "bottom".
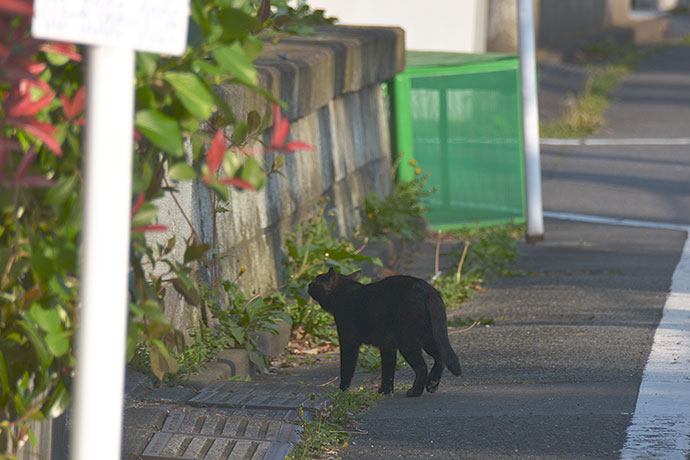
{"left": 392, "top": 51, "right": 526, "bottom": 229}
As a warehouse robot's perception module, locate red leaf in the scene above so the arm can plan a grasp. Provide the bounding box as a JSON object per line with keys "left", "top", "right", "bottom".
{"left": 206, "top": 130, "right": 227, "bottom": 174}
{"left": 11, "top": 175, "right": 54, "bottom": 188}
{"left": 7, "top": 79, "right": 55, "bottom": 117}
{"left": 0, "top": 0, "right": 33, "bottom": 15}
{"left": 14, "top": 148, "right": 37, "bottom": 180}
{"left": 270, "top": 104, "right": 289, "bottom": 148}
{"left": 132, "top": 224, "right": 168, "bottom": 233}
{"left": 284, "top": 141, "right": 316, "bottom": 152}
{"left": 40, "top": 42, "right": 82, "bottom": 62}
{"left": 131, "top": 193, "right": 145, "bottom": 217}
{"left": 10, "top": 118, "right": 62, "bottom": 156}
{"left": 27, "top": 61, "right": 47, "bottom": 75}
{"left": 217, "top": 177, "right": 256, "bottom": 190}
{"left": 60, "top": 86, "right": 86, "bottom": 121}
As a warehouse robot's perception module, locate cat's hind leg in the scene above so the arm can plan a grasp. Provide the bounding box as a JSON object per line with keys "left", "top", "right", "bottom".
{"left": 378, "top": 348, "right": 396, "bottom": 395}
{"left": 399, "top": 347, "right": 428, "bottom": 397}
{"left": 423, "top": 339, "right": 444, "bottom": 393}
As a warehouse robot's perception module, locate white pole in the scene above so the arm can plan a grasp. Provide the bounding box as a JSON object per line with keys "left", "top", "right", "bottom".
{"left": 71, "top": 45, "right": 135, "bottom": 460}
{"left": 517, "top": 0, "right": 544, "bottom": 242}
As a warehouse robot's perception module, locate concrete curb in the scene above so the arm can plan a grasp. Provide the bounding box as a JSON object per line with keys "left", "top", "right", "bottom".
{"left": 184, "top": 319, "right": 292, "bottom": 388}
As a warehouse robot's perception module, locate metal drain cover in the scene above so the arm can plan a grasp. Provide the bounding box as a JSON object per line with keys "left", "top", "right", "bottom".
{"left": 188, "top": 381, "right": 324, "bottom": 411}
{"left": 141, "top": 382, "right": 328, "bottom": 460}
{"left": 141, "top": 408, "right": 300, "bottom": 460}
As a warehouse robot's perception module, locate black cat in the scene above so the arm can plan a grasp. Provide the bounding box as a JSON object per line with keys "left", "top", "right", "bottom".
{"left": 308, "top": 268, "right": 462, "bottom": 397}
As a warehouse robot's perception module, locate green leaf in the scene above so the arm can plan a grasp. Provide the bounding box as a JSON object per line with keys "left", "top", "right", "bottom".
{"left": 271, "top": 154, "right": 285, "bottom": 172}
{"left": 206, "top": 180, "right": 229, "bottom": 201}
{"left": 138, "top": 300, "right": 169, "bottom": 324}
{"left": 239, "top": 156, "right": 266, "bottom": 190}
{"left": 135, "top": 109, "right": 183, "bottom": 157}
{"left": 162, "top": 235, "right": 176, "bottom": 256}
{"left": 44, "top": 331, "right": 70, "bottom": 357}
{"left": 231, "top": 122, "right": 249, "bottom": 145}
{"left": 243, "top": 35, "right": 264, "bottom": 62}
{"left": 136, "top": 52, "right": 159, "bottom": 78}
{"left": 44, "top": 381, "right": 70, "bottom": 419}
{"left": 168, "top": 162, "right": 198, "bottom": 181}
{"left": 218, "top": 8, "right": 262, "bottom": 40}
{"left": 192, "top": 59, "right": 223, "bottom": 76}
{"left": 131, "top": 202, "right": 158, "bottom": 228}
{"left": 29, "top": 305, "right": 62, "bottom": 333}
{"left": 163, "top": 71, "right": 216, "bottom": 120}
{"left": 171, "top": 276, "right": 201, "bottom": 305}
{"left": 212, "top": 43, "right": 258, "bottom": 86}
{"left": 133, "top": 157, "right": 153, "bottom": 193}
{"left": 45, "top": 175, "right": 78, "bottom": 206}
{"left": 0, "top": 352, "right": 8, "bottom": 398}
{"left": 183, "top": 242, "right": 210, "bottom": 264}
{"left": 18, "top": 320, "right": 52, "bottom": 367}
{"left": 247, "top": 110, "right": 261, "bottom": 133}
{"left": 149, "top": 339, "right": 179, "bottom": 380}
{"left": 44, "top": 51, "right": 70, "bottom": 66}
{"left": 30, "top": 251, "right": 54, "bottom": 284}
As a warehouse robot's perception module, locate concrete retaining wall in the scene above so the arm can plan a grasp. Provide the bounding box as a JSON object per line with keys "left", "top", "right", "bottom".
{"left": 153, "top": 26, "right": 405, "bottom": 335}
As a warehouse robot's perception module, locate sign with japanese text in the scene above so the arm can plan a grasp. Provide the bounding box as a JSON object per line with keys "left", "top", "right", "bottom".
{"left": 32, "top": 0, "right": 189, "bottom": 55}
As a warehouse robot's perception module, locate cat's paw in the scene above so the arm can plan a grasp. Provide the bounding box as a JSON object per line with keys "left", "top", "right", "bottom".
{"left": 377, "top": 385, "right": 394, "bottom": 395}
{"left": 426, "top": 379, "right": 440, "bottom": 393}
{"left": 406, "top": 387, "right": 423, "bottom": 397}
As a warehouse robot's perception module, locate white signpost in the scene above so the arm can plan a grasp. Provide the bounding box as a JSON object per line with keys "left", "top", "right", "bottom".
{"left": 32, "top": 2, "right": 189, "bottom": 459}
{"left": 517, "top": 0, "right": 544, "bottom": 242}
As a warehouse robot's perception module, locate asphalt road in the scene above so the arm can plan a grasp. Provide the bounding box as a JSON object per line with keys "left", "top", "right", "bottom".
{"left": 338, "top": 38, "right": 690, "bottom": 460}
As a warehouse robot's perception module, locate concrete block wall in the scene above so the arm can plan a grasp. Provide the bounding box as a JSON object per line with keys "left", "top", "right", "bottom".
{"left": 153, "top": 26, "right": 405, "bottom": 335}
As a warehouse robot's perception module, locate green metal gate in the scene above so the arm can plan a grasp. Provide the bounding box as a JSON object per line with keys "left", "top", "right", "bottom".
{"left": 391, "top": 51, "right": 526, "bottom": 229}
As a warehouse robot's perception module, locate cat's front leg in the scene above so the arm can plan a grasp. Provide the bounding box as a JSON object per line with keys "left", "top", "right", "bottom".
{"left": 339, "top": 340, "right": 359, "bottom": 391}
{"left": 378, "top": 348, "right": 396, "bottom": 394}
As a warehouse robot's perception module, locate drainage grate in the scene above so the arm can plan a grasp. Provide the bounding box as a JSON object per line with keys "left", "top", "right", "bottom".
{"left": 188, "top": 381, "right": 324, "bottom": 411}
{"left": 141, "top": 408, "right": 300, "bottom": 460}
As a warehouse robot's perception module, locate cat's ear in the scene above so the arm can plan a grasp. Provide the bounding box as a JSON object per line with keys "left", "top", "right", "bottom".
{"left": 327, "top": 267, "right": 337, "bottom": 278}
{"left": 347, "top": 270, "right": 361, "bottom": 281}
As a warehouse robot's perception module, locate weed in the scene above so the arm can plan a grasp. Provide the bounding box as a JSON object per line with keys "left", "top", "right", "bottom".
{"left": 541, "top": 45, "right": 646, "bottom": 138}
{"left": 360, "top": 161, "right": 435, "bottom": 242}
{"left": 432, "top": 225, "right": 521, "bottom": 309}
{"left": 355, "top": 344, "right": 407, "bottom": 373}
{"left": 286, "top": 389, "right": 382, "bottom": 460}
{"left": 447, "top": 316, "right": 496, "bottom": 328}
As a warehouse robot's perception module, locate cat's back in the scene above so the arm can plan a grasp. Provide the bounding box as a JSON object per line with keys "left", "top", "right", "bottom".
{"left": 364, "top": 275, "right": 439, "bottom": 301}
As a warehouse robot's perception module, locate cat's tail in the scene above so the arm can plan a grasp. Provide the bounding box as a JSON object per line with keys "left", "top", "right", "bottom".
{"left": 427, "top": 292, "right": 462, "bottom": 376}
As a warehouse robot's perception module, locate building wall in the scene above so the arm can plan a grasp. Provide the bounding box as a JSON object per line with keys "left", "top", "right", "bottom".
{"left": 309, "top": 0, "right": 489, "bottom": 52}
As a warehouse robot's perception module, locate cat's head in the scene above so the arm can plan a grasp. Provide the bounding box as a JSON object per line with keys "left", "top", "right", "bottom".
{"left": 308, "top": 268, "right": 360, "bottom": 308}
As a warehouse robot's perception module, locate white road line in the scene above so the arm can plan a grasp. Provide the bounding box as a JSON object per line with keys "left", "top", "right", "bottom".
{"left": 544, "top": 211, "right": 690, "bottom": 459}
{"left": 543, "top": 211, "right": 690, "bottom": 232}
{"left": 620, "top": 235, "right": 690, "bottom": 460}
{"left": 541, "top": 138, "right": 690, "bottom": 146}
